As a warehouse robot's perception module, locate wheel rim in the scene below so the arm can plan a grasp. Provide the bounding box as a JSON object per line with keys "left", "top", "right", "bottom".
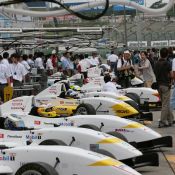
{"left": 22, "top": 170, "right": 42, "bottom": 175}
{"left": 76, "top": 107, "right": 88, "bottom": 115}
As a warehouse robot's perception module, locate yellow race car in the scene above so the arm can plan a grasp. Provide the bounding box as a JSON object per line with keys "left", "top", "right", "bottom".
{"left": 30, "top": 103, "right": 96, "bottom": 118}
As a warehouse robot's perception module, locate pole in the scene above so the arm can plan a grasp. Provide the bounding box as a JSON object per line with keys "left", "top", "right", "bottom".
{"left": 123, "top": 5, "right": 128, "bottom": 49}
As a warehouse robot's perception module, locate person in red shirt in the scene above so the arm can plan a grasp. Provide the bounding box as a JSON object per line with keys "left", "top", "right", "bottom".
{"left": 51, "top": 50, "right": 58, "bottom": 72}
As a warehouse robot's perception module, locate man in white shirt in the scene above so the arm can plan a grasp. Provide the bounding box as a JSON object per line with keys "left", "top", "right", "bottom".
{"left": 0, "top": 55, "right": 11, "bottom": 102}
{"left": 46, "top": 56, "right": 54, "bottom": 75}
{"left": 10, "top": 53, "right": 27, "bottom": 87}
{"left": 77, "top": 54, "right": 91, "bottom": 79}
{"left": 21, "top": 54, "right": 31, "bottom": 73}
{"left": 102, "top": 74, "right": 117, "bottom": 93}
{"left": 27, "top": 54, "right": 35, "bottom": 68}
{"left": 89, "top": 52, "right": 100, "bottom": 66}
{"left": 2, "top": 52, "right": 10, "bottom": 68}
{"left": 107, "top": 51, "right": 118, "bottom": 72}
{"left": 34, "top": 52, "right": 44, "bottom": 74}
{"left": 117, "top": 50, "right": 134, "bottom": 88}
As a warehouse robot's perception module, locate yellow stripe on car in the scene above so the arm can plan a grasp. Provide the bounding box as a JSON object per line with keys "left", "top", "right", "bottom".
{"left": 97, "top": 137, "right": 123, "bottom": 144}
{"left": 112, "top": 103, "right": 139, "bottom": 117}
{"left": 89, "top": 158, "right": 123, "bottom": 166}
{"left": 116, "top": 96, "right": 131, "bottom": 101}
{"left": 123, "top": 122, "right": 144, "bottom": 129}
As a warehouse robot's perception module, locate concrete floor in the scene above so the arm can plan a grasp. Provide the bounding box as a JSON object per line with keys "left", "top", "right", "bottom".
{"left": 137, "top": 111, "right": 175, "bottom": 175}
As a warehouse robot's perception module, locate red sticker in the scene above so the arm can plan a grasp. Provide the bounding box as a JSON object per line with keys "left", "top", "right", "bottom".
{"left": 0, "top": 134, "right": 4, "bottom": 138}
{"left": 60, "top": 101, "right": 64, "bottom": 105}
{"left": 34, "top": 121, "right": 41, "bottom": 125}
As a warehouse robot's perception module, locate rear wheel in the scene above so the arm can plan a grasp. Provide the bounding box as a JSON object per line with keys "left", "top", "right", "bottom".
{"left": 107, "top": 131, "right": 128, "bottom": 142}
{"left": 39, "top": 139, "right": 67, "bottom": 146}
{"left": 79, "top": 124, "right": 100, "bottom": 131}
{"left": 75, "top": 104, "right": 96, "bottom": 115}
{"left": 15, "top": 162, "right": 58, "bottom": 175}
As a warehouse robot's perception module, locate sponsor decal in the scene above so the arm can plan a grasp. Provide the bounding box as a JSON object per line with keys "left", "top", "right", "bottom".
{"left": 0, "top": 134, "right": 4, "bottom": 138}
{"left": 90, "top": 144, "right": 99, "bottom": 151}
{"left": 7, "top": 135, "right": 22, "bottom": 139}
{"left": 11, "top": 99, "right": 25, "bottom": 110}
{"left": 116, "top": 110, "right": 129, "bottom": 114}
{"left": 26, "top": 135, "right": 42, "bottom": 140}
{"left": 34, "top": 121, "right": 41, "bottom": 125}
{"left": 115, "top": 129, "right": 134, "bottom": 133}
{"left": 58, "top": 121, "right": 74, "bottom": 126}
{"left": 0, "top": 155, "right": 15, "bottom": 161}
{"left": 48, "top": 86, "right": 57, "bottom": 94}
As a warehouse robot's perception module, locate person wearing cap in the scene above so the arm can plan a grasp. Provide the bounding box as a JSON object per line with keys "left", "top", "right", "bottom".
{"left": 117, "top": 50, "right": 134, "bottom": 88}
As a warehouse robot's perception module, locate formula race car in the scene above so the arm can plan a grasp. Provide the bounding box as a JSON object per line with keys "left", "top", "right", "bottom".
{"left": 0, "top": 115, "right": 159, "bottom": 168}
{"left": 81, "top": 75, "right": 161, "bottom": 111}
{"left": 0, "top": 146, "right": 142, "bottom": 175}
{"left": 34, "top": 82, "right": 153, "bottom": 121}
{"left": 0, "top": 97, "right": 172, "bottom": 151}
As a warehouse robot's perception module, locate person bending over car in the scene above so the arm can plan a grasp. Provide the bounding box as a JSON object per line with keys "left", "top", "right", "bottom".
{"left": 102, "top": 74, "right": 118, "bottom": 93}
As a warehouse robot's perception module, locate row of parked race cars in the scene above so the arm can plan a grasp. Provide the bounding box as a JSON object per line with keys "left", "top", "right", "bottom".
{"left": 0, "top": 66, "right": 172, "bottom": 175}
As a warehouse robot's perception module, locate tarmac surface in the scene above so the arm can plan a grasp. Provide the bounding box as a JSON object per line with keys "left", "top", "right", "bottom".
{"left": 137, "top": 111, "right": 175, "bottom": 175}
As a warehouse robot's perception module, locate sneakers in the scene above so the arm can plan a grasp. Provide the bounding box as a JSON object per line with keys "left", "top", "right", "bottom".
{"left": 158, "top": 121, "right": 169, "bottom": 128}
{"left": 158, "top": 121, "right": 173, "bottom": 128}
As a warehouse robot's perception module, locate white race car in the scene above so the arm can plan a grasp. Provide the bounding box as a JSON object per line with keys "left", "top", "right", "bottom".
{"left": 0, "top": 96, "right": 172, "bottom": 151}
{"left": 81, "top": 75, "right": 161, "bottom": 111}
{"left": 34, "top": 82, "right": 152, "bottom": 121}
{"left": 0, "top": 115, "right": 159, "bottom": 168}
{"left": 0, "top": 145, "right": 142, "bottom": 175}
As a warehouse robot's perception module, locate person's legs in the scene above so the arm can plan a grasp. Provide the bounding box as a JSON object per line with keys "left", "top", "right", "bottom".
{"left": 159, "top": 85, "right": 170, "bottom": 125}
{"left": 170, "top": 87, "right": 175, "bottom": 110}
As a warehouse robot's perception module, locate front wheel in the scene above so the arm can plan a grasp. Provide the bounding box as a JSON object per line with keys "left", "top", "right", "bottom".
{"left": 75, "top": 103, "right": 96, "bottom": 115}
{"left": 15, "top": 162, "right": 58, "bottom": 175}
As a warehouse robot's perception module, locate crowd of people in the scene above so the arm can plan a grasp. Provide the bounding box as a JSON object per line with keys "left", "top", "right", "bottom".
{"left": 106, "top": 47, "right": 175, "bottom": 128}
{"left": 0, "top": 46, "right": 175, "bottom": 128}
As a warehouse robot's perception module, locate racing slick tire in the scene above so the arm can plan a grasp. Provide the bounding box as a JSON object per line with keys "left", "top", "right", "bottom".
{"left": 79, "top": 124, "right": 100, "bottom": 131}
{"left": 107, "top": 131, "right": 128, "bottom": 142}
{"left": 126, "top": 93, "right": 140, "bottom": 105}
{"left": 15, "top": 162, "right": 58, "bottom": 175}
{"left": 75, "top": 104, "right": 96, "bottom": 115}
{"left": 39, "top": 139, "right": 67, "bottom": 146}
{"left": 94, "top": 149, "right": 116, "bottom": 159}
